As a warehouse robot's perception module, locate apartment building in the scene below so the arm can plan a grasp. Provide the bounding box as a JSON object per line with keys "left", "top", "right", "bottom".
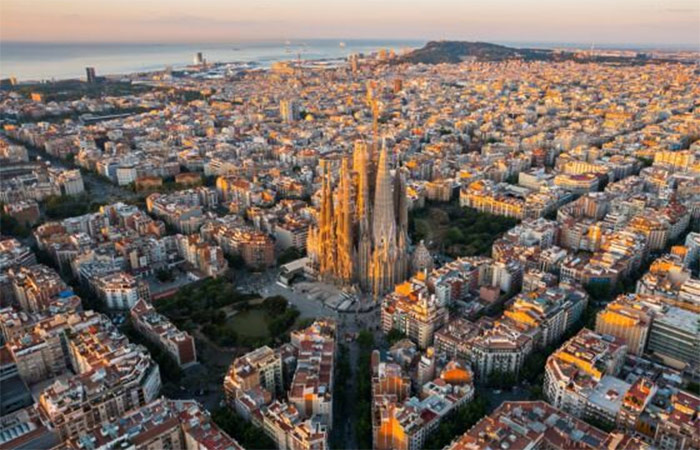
{"left": 544, "top": 329, "right": 628, "bottom": 423}
{"left": 90, "top": 271, "right": 150, "bottom": 310}
{"left": 9, "top": 264, "right": 69, "bottom": 313}
{"left": 130, "top": 299, "right": 197, "bottom": 368}
{"left": 595, "top": 294, "right": 655, "bottom": 356}
{"left": 256, "top": 400, "right": 328, "bottom": 450}
{"left": 288, "top": 320, "right": 335, "bottom": 425}
{"left": 446, "top": 401, "right": 613, "bottom": 450}
{"left": 59, "top": 398, "right": 244, "bottom": 450}
{"left": 381, "top": 280, "right": 449, "bottom": 349}
{"left": 223, "top": 345, "right": 284, "bottom": 410}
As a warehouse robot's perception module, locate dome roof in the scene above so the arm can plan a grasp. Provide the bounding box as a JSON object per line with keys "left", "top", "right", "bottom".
{"left": 412, "top": 240, "right": 433, "bottom": 273}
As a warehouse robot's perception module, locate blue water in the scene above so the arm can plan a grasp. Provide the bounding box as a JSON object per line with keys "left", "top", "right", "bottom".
{"left": 0, "top": 40, "right": 425, "bottom": 81}
{"left": 2, "top": 39, "right": 692, "bottom": 82}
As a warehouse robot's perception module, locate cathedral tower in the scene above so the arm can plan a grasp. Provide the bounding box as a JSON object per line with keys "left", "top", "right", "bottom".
{"left": 370, "top": 146, "right": 399, "bottom": 297}
{"left": 354, "top": 141, "right": 373, "bottom": 290}
{"left": 308, "top": 140, "right": 411, "bottom": 298}
{"left": 335, "top": 157, "right": 354, "bottom": 283}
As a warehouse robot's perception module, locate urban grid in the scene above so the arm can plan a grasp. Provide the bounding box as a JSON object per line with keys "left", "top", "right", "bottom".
{"left": 0, "top": 36, "right": 699, "bottom": 450}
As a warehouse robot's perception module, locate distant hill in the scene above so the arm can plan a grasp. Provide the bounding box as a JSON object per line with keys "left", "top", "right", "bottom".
{"left": 394, "top": 40, "right": 677, "bottom": 65}
{"left": 396, "top": 41, "right": 554, "bottom": 64}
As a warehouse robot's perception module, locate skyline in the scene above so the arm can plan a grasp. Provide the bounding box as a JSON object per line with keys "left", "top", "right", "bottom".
{"left": 2, "top": 0, "right": 699, "bottom": 48}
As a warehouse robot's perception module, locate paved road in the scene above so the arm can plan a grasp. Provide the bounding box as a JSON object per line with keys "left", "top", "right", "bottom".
{"left": 262, "top": 282, "right": 340, "bottom": 320}
{"left": 7, "top": 132, "right": 140, "bottom": 205}
{"left": 256, "top": 276, "right": 385, "bottom": 448}
{"left": 481, "top": 385, "right": 531, "bottom": 413}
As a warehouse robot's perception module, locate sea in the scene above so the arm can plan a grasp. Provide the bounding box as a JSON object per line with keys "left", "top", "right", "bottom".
{"left": 0, "top": 39, "right": 426, "bottom": 82}
{"left": 2, "top": 39, "right": 692, "bottom": 82}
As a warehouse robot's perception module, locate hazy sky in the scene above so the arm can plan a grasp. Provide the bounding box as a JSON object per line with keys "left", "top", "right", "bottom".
{"left": 2, "top": 0, "right": 699, "bottom": 47}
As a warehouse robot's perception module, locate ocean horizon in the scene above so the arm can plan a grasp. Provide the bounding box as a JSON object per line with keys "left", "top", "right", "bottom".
{"left": 2, "top": 39, "right": 696, "bottom": 82}
{"left": 0, "top": 39, "right": 425, "bottom": 82}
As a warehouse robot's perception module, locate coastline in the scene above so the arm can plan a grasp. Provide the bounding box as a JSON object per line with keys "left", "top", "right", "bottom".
{"left": 2, "top": 38, "right": 697, "bottom": 84}
{"left": 3, "top": 56, "right": 349, "bottom": 85}
{"left": 0, "top": 39, "right": 424, "bottom": 83}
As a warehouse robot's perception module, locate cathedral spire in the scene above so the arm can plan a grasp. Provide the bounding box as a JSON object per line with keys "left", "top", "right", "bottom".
{"left": 372, "top": 143, "right": 396, "bottom": 245}
{"left": 353, "top": 140, "right": 370, "bottom": 224}
{"left": 354, "top": 140, "right": 372, "bottom": 290}
{"left": 318, "top": 160, "right": 336, "bottom": 277}
{"left": 395, "top": 165, "right": 410, "bottom": 280}
{"left": 335, "top": 157, "right": 354, "bottom": 283}
{"left": 370, "top": 142, "right": 401, "bottom": 297}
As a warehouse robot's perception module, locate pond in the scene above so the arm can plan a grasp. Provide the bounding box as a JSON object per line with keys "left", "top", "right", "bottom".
{"left": 227, "top": 309, "right": 270, "bottom": 338}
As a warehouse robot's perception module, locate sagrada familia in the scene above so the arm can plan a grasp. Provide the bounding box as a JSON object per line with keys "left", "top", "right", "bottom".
{"left": 307, "top": 141, "right": 411, "bottom": 298}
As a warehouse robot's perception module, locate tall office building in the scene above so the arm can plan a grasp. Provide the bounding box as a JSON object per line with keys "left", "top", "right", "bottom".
{"left": 307, "top": 143, "right": 410, "bottom": 297}
{"left": 349, "top": 53, "right": 359, "bottom": 73}
{"left": 280, "top": 99, "right": 299, "bottom": 123}
{"left": 85, "top": 67, "right": 96, "bottom": 84}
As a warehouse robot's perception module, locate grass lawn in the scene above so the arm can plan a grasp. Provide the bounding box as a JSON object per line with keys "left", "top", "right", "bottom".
{"left": 228, "top": 309, "right": 270, "bottom": 338}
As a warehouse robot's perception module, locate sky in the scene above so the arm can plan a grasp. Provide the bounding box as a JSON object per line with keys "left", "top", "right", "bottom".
{"left": 1, "top": 0, "right": 699, "bottom": 48}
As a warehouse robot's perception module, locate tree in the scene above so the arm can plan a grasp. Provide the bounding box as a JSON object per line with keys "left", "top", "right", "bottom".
{"left": 226, "top": 253, "right": 246, "bottom": 270}
{"left": 486, "top": 370, "right": 517, "bottom": 389}
{"left": 385, "top": 328, "right": 405, "bottom": 345}
{"left": 262, "top": 295, "right": 288, "bottom": 315}
{"left": 267, "top": 307, "right": 300, "bottom": 338}
{"left": 686, "top": 382, "right": 700, "bottom": 395}
{"left": 155, "top": 268, "right": 174, "bottom": 282}
{"left": 520, "top": 351, "right": 548, "bottom": 384}
{"left": 409, "top": 202, "right": 517, "bottom": 260}
{"left": 445, "top": 227, "right": 465, "bottom": 246}
{"left": 528, "top": 384, "right": 544, "bottom": 400}
{"left": 413, "top": 219, "right": 429, "bottom": 241}
{"left": 354, "top": 330, "right": 375, "bottom": 449}
{"left": 332, "top": 344, "right": 351, "bottom": 448}
{"left": 0, "top": 213, "right": 30, "bottom": 238}
{"left": 505, "top": 173, "right": 519, "bottom": 184}
{"left": 636, "top": 156, "right": 653, "bottom": 168}
{"left": 585, "top": 282, "right": 613, "bottom": 302}
{"left": 122, "top": 322, "right": 182, "bottom": 383}
{"left": 211, "top": 407, "right": 275, "bottom": 450}
{"left": 295, "top": 317, "right": 316, "bottom": 330}
{"left": 357, "top": 330, "right": 374, "bottom": 349}
{"left": 218, "top": 326, "right": 238, "bottom": 347}
{"left": 44, "top": 194, "right": 98, "bottom": 219}
{"left": 423, "top": 396, "right": 488, "bottom": 449}
{"left": 278, "top": 247, "right": 303, "bottom": 265}
{"left": 585, "top": 416, "right": 615, "bottom": 433}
